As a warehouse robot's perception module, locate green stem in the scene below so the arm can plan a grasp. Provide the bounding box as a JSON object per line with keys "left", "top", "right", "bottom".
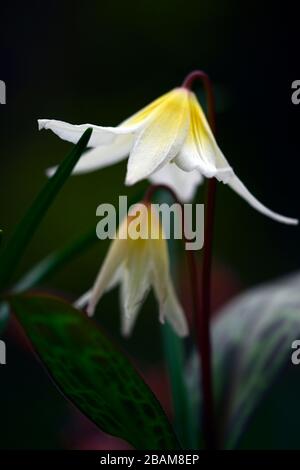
{"left": 161, "top": 323, "right": 197, "bottom": 448}
{"left": 146, "top": 185, "right": 197, "bottom": 448}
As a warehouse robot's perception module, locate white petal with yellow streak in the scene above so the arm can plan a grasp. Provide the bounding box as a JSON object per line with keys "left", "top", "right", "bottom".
{"left": 39, "top": 90, "right": 173, "bottom": 148}
{"left": 125, "top": 89, "right": 190, "bottom": 185}
{"left": 176, "top": 92, "right": 233, "bottom": 182}
{"left": 119, "top": 89, "right": 176, "bottom": 128}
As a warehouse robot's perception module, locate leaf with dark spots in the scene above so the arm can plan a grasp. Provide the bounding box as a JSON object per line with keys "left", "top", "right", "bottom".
{"left": 9, "top": 294, "right": 180, "bottom": 450}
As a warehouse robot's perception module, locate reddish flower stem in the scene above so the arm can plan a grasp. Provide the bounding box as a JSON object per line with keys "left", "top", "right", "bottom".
{"left": 144, "top": 70, "right": 218, "bottom": 449}
{"left": 143, "top": 178, "right": 216, "bottom": 450}
{"left": 183, "top": 70, "right": 217, "bottom": 450}
{"left": 198, "top": 179, "right": 217, "bottom": 450}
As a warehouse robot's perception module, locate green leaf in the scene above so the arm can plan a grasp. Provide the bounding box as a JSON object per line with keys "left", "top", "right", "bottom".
{"left": 0, "top": 228, "right": 97, "bottom": 337}
{"left": 12, "top": 187, "right": 146, "bottom": 294}
{"left": 188, "top": 272, "right": 300, "bottom": 449}
{"left": 10, "top": 294, "right": 180, "bottom": 450}
{"left": 14, "top": 229, "right": 97, "bottom": 293}
{"left": 0, "top": 187, "right": 146, "bottom": 336}
{"left": 0, "top": 128, "right": 92, "bottom": 289}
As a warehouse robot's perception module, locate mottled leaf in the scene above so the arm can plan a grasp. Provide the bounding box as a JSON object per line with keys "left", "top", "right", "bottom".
{"left": 10, "top": 294, "right": 180, "bottom": 450}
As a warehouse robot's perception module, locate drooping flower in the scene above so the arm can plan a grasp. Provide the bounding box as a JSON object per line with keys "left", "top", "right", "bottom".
{"left": 76, "top": 203, "right": 188, "bottom": 337}
{"left": 39, "top": 83, "right": 297, "bottom": 223}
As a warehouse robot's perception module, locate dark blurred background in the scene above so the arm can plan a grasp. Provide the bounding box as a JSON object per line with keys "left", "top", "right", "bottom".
{"left": 0, "top": 0, "right": 299, "bottom": 449}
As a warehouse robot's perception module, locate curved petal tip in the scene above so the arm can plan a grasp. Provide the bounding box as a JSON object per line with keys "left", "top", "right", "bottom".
{"left": 45, "top": 166, "right": 57, "bottom": 178}
{"left": 38, "top": 119, "right": 49, "bottom": 130}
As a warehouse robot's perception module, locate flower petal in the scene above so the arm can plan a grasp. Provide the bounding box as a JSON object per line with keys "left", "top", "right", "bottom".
{"left": 75, "top": 266, "right": 123, "bottom": 311}
{"left": 148, "top": 162, "right": 203, "bottom": 202}
{"left": 119, "top": 89, "right": 176, "bottom": 128}
{"left": 125, "top": 89, "right": 190, "bottom": 185}
{"left": 160, "top": 282, "right": 189, "bottom": 337}
{"left": 47, "top": 134, "right": 133, "bottom": 177}
{"left": 147, "top": 215, "right": 188, "bottom": 336}
{"left": 228, "top": 174, "right": 299, "bottom": 225}
{"left": 150, "top": 257, "right": 188, "bottom": 338}
{"left": 176, "top": 92, "right": 233, "bottom": 183}
{"left": 38, "top": 118, "right": 142, "bottom": 148}
{"left": 75, "top": 289, "right": 92, "bottom": 309}
{"left": 87, "top": 238, "right": 127, "bottom": 316}
{"left": 120, "top": 243, "right": 151, "bottom": 337}
{"left": 39, "top": 93, "right": 173, "bottom": 149}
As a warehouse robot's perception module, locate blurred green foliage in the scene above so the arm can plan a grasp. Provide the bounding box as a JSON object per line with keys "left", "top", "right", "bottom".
{"left": 188, "top": 272, "right": 300, "bottom": 449}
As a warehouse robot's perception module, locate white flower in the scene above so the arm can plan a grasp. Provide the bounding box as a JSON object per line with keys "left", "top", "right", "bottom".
{"left": 39, "top": 88, "right": 297, "bottom": 223}
{"left": 76, "top": 203, "right": 188, "bottom": 338}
